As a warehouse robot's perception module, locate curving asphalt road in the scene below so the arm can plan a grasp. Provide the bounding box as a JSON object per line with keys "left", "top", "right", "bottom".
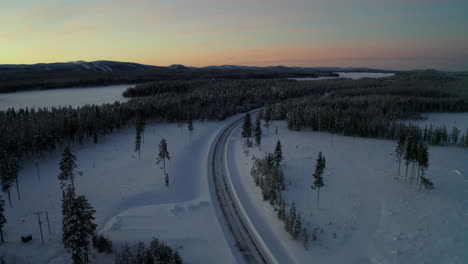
{"left": 210, "top": 111, "right": 276, "bottom": 264}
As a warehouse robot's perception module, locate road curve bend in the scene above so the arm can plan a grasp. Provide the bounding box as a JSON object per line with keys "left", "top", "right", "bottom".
{"left": 209, "top": 111, "right": 277, "bottom": 264}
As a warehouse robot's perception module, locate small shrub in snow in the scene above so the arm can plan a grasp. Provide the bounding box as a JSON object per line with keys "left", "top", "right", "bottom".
{"left": 92, "top": 234, "right": 113, "bottom": 253}
{"left": 115, "top": 238, "right": 182, "bottom": 264}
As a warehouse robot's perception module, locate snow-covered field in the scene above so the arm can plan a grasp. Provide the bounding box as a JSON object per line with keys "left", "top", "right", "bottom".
{"left": 229, "top": 119, "right": 468, "bottom": 264}
{"left": 0, "top": 119, "right": 237, "bottom": 264}
{"left": 0, "top": 84, "right": 132, "bottom": 110}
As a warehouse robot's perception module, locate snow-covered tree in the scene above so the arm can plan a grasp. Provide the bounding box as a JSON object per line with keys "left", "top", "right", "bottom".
{"left": 59, "top": 146, "right": 79, "bottom": 189}
{"left": 241, "top": 113, "right": 252, "bottom": 138}
{"left": 62, "top": 189, "right": 97, "bottom": 264}
{"left": 302, "top": 228, "right": 309, "bottom": 250}
{"left": 395, "top": 133, "right": 406, "bottom": 180}
{"left": 312, "top": 152, "right": 326, "bottom": 209}
{"left": 272, "top": 140, "right": 283, "bottom": 168}
{"left": 0, "top": 196, "right": 6, "bottom": 243}
{"left": 254, "top": 118, "right": 262, "bottom": 147}
{"left": 134, "top": 115, "right": 145, "bottom": 160}
{"left": 285, "top": 201, "right": 296, "bottom": 234}
{"left": 157, "top": 138, "right": 171, "bottom": 187}
{"left": 0, "top": 150, "right": 16, "bottom": 207}
{"left": 187, "top": 118, "right": 194, "bottom": 143}
{"left": 277, "top": 199, "right": 286, "bottom": 220}
{"left": 293, "top": 213, "right": 302, "bottom": 240}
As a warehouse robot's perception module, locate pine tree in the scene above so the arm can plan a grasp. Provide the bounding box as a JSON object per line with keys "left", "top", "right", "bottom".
{"left": 241, "top": 113, "right": 252, "bottom": 138}
{"left": 286, "top": 201, "right": 297, "bottom": 234}
{"left": 254, "top": 118, "right": 262, "bottom": 147}
{"left": 157, "top": 138, "right": 171, "bottom": 187}
{"left": 312, "top": 152, "right": 325, "bottom": 209}
{"left": 395, "top": 133, "right": 406, "bottom": 180}
{"left": 293, "top": 213, "right": 302, "bottom": 240}
{"left": 187, "top": 118, "right": 194, "bottom": 143}
{"left": 263, "top": 106, "right": 272, "bottom": 129}
{"left": 0, "top": 196, "right": 6, "bottom": 243}
{"left": 0, "top": 151, "right": 15, "bottom": 207}
{"left": 272, "top": 140, "right": 283, "bottom": 168}
{"left": 465, "top": 129, "right": 468, "bottom": 147}
{"left": 302, "top": 228, "right": 309, "bottom": 250}
{"left": 63, "top": 191, "right": 97, "bottom": 264}
{"left": 277, "top": 199, "right": 286, "bottom": 220}
{"left": 59, "top": 146, "right": 78, "bottom": 189}
{"left": 134, "top": 115, "right": 145, "bottom": 160}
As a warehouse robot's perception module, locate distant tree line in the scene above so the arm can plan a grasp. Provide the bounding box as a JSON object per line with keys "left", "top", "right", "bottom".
{"left": 0, "top": 68, "right": 336, "bottom": 93}
{"left": 0, "top": 78, "right": 336, "bottom": 166}
{"left": 268, "top": 74, "right": 468, "bottom": 147}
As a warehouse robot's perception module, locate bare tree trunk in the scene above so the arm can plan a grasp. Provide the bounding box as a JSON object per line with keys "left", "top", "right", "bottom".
{"left": 317, "top": 188, "right": 320, "bottom": 209}
{"left": 138, "top": 149, "right": 141, "bottom": 160}
{"left": 397, "top": 157, "right": 402, "bottom": 180}
{"left": 15, "top": 176, "right": 20, "bottom": 200}
{"left": 7, "top": 189, "right": 12, "bottom": 207}
{"left": 0, "top": 229, "right": 4, "bottom": 243}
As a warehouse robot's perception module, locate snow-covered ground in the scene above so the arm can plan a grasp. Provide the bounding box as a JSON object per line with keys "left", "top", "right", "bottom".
{"left": 229, "top": 119, "right": 468, "bottom": 264}
{"left": 0, "top": 119, "right": 237, "bottom": 263}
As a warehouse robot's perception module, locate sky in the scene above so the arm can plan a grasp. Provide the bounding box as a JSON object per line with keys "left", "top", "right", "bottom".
{"left": 1, "top": 0, "right": 467, "bottom": 71}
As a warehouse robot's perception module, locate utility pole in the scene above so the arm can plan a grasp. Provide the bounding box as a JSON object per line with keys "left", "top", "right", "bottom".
{"left": 34, "top": 211, "right": 44, "bottom": 244}
{"left": 45, "top": 211, "right": 51, "bottom": 235}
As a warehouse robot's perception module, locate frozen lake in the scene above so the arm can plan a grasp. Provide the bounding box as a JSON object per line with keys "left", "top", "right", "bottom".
{"left": 0, "top": 84, "right": 133, "bottom": 110}
{"left": 292, "top": 72, "right": 395, "bottom": 81}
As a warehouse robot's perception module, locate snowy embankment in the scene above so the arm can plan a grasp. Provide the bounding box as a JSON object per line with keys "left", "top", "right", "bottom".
{"left": 228, "top": 118, "right": 468, "bottom": 263}
{"left": 0, "top": 119, "right": 238, "bottom": 263}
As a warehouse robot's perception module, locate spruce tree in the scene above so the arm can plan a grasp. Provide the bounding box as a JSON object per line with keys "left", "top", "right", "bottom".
{"left": 277, "top": 199, "right": 286, "bottom": 220}
{"left": 241, "top": 113, "right": 252, "bottom": 138}
{"left": 187, "top": 118, "right": 194, "bottom": 143}
{"left": 63, "top": 192, "right": 97, "bottom": 264}
{"left": 395, "top": 133, "right": 405, "bottom": 180}
{"left": 0, "top": 151, "right": 15, "bottom": 207}
{"left": 286, "top": 201, "right": 297, "bottom": 234}
{"left": 134, "top": 115, "right": 145, "bottom": 160}
{"left": 157, "top": 138, "right": 171, "bottom": 187}
{"left": 312, "top": 152, "right": 325, "bottom": 209}
{"left": 302, "top": 228, "right": 309, "bottom": 250}
{"left": 59, "top": 146, "right": 78, "bottom": 189}
{"left": 254, "top": 118, "right": 262, "bottom": 147}
{"left": 273, "top": 140, "right": 283, "bottom": 168}
{"left": 465, "top": 129, "right": 468, "bottom": 147}
{"left": 293, "top": 213, "right": 302, "bottom": 240}
{"left": 0, "top": 196, "right": 6, "bottom": 243}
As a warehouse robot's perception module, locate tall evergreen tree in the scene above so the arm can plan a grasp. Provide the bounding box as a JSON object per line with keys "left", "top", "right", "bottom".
{"left": 272, "top": 140, "right": 283, "bottom": 168}
{"left": 157, "top": 138, "right": 171, "bottom": 187}
{"left": 395, "top": 133, "right": 406, "bottom": 180}
{"left": 241, "top": 113, "right": 252, "bottom": 138}
{"left": 59, "top": 146, "right": 79, "bottom": 189}
{"left": 187, "top": 118, "right": 194, "bottom": 143}
{"left": 134, "top": 115, "right": 145, "bottom": 160}
{"left": 293, "top": 213, "right": 302, "bottom": 240}
{"left": 263, "top": 106, "right": 273, "bottom": 129}
{"left": 286, "top": 201, "right": 297, "bottom": 234}
{"left": 302, "top": 228, "right": 309, "bottom": 250}
{"left": 0, "top": 151, "right": 15, "bottom": 207}
{"left": 312, "top": 152, "right": 326, "bottom": 209}
{"left": 63, "top": 191, "right": 97, "bottom": 264}
{"left": 254, "top": 118, "right": 262, "bottom": 147}
{"left": 0, "top": 196, "right": 6, "bottom": 243}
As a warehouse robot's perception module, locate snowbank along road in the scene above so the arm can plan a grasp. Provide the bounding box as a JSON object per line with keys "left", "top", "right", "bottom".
{"left": 210, "top": 111, "right": 276, "bottom": 264}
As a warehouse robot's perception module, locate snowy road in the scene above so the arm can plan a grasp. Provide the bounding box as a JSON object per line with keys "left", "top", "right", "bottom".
{"left": 210, "top": 111, "right": 276, "bottom": 264}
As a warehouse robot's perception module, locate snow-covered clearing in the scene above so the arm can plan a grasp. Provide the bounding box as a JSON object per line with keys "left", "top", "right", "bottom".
{"left": 0, "top": 119, "right": 237, "bottom": 263}
{"left": 229, "top": 119, "right": 468, "bottom": 264}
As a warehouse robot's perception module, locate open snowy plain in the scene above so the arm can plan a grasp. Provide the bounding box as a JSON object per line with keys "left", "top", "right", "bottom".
{"left": 1, "top": 111, "right": 467, "bottom": 264}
